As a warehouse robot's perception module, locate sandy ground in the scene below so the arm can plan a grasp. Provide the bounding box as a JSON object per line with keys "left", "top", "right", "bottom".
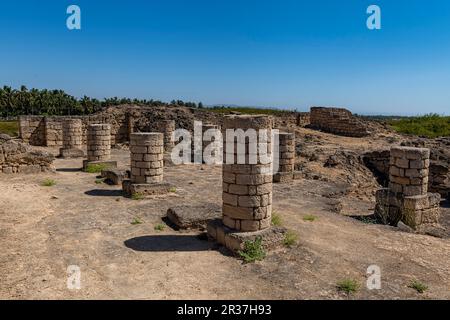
{"left": 0, "top": 148, "right": 449, "bottom": 300}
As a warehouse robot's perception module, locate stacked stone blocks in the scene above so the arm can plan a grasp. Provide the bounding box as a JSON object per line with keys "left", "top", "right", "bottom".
{"left": 375, "top": 146, "right": 440, "bottom": 231}
{"left": 123, "top": 132, "right": 173, "bottom": 197}
{"left": 59, "top": 119, "right": 84, "bottom": 158}
{"left": 130, "top": 133, "right": 164, "bottom": 184}
{"left": 83, "top": 124, "right": 117, "bottom": 170}
{"left": 273, "top": 132, "right": 295, "bottom": 183}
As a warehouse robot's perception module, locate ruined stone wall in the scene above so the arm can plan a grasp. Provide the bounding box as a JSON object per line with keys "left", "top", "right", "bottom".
{"left": 19, "top": 112, "right": 128, "bottom": 147}
{"left": 310, "top": 107, "right": 369, "bottom": 137}
{"left": 0, "top": 134, "right": 54, "bottom": 174}
{"left": 18, "top": 105, "right": 310, "bottom": 148}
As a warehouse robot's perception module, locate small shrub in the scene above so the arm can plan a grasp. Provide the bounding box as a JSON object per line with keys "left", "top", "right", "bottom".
{"left": 130, "top": 217, "right": 143, "bottom": 225}
{"left": 283, "top": 230, "right": 298, "bottom": 248}
{"left": 408, "top": 280, "right": 428, "bottom": 293}
{"left": 85, "top": 163, "right": 109, "bottom": 173}
{"left": 95, "top": 179, "right": 104, "bottom": 184}
{"left": 271, "top": 212, "right": 282, "bottom": 226}
{"left": 41, "top": 178, "right": 56, "bottom": 187}
{"left": 0, "top": 121, "right": 19, "bottom": 137}
{"left": 303, "top": 214, "right": 317, "bottom": 222}
{"left": 238, "top": 237, "right": 266, "bottom": 263}
{"left": 336, "top": 279, "right": 360, "bottom": 295}
{"left": 154, "top": 223, "right": 165, "bottom": 231}
{"left": 131, "top": 192, "right": 144, "bottom": 200}
{"left": 169, "top": 187, "right": 177, "bottom": 193}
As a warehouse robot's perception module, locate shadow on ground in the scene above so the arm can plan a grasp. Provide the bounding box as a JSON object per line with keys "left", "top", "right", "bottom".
{"left": 124, "top": 234, "right": 213, "bottom": 252}
{"left": 85, "top": 189, "right": 123, "bottom": 197}
{"left": 56, "top": 168, "right": 82, "bottom": 172}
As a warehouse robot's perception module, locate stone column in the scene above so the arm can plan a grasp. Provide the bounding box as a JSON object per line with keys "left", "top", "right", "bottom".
{"left": 130, "top": 133, "right": 164, "bottom": 184}
{"left": 375, "top": 146, "right": 440, "bottom": 231}
{"left": 87, "top": 124, "right": 111, "bottom": 162}
{"left": 160, "top": 120, "right": 175, "bottom": 153}
{"left": 273, "top": 132, "right": 295, "bottom": 182}
{"left": 388, "top": 147, "right": 429, "bottom": 196}
{"left": 59, "top": 119, "right": 84, "bottom": 158}
{"left": 222, "top": 115, "right": 273, "bottom": 232}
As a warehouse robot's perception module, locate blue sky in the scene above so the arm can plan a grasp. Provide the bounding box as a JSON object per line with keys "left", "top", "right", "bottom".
{"left": 1, "top": 0, "right": 450, "bottom": 115}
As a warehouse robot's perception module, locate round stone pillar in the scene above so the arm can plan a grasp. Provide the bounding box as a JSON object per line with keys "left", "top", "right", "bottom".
{"left": 87, "top": 124, "right": 111, "bottom": 162}
{"left": 389, "top": 146, "right": 430, "bottom": 196}
{"left": 130, "top": 133, "right": 164, "bottom": 184}
{"left": 59, "top": 119, "right": 84, "bottom": 158}
{"left": 222, "top": 115, "right": 273, "bottom": 232}
{"left": 160, "top": 120, "right": 175, "bottom": 153}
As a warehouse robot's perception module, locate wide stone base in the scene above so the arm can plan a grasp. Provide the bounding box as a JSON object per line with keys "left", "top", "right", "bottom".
{"left": 82, "top": 160, "right": 117, "bottom": 171}
{"left": 273, "top": 172, "right": 293, "bottom": 183}
{"left": 59, "top": 148, "right": 84, "bottom": 158}
{"left": 375, "top": 188, "right": 441, "bottom": 232}
{"left": 101, "top": 169, "right": 130, "bottom": 185}
{"left": 207, "top": 219, "right": 287, "bottom": 253}
{"left": 166, "top": 204, "right": 221, "bottom": 230}
{"left": 122, "top": 180, "right": 174, "bottom": 197}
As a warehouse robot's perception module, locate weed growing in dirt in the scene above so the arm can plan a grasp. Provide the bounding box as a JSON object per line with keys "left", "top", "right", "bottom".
{"left": 408, "top": 280, "right": 428, "bottom": 293}
{"left": 154, "top": 223, "right": 166, "bottom": 231}
{"left": 238, "top": 237, "right": 266, "bottom": 263}
{"left": 169, "top": 187, "right": 177, "bottom": 193}
{"left": 41, "top": 178, "right": 56, "bottom": 187}
{"left": 283, "top": 230, "right": 298, "bottom": 248}
{"left": 336, "top": 279, "right": 359, "bottom": 295}
{"left": 131, "top": 217, "right": 143, "bottom": 225}
{"left": 131, "top": 192, "right": 144, "bottom": 200}
{"left": 271, "top": 212, "right": 282, "bottom": 226}
{"left": 303, "top": 214, "right": 317, "bottom": 222}
{"left": 85, "top": 163, "right": 109, "bottom": 173}
{"left": 95, "top": 179, "right": 104, "bottom": 184}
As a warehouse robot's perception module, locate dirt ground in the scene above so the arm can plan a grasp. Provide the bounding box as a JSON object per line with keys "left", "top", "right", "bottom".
{"left": 1, "top": 146, "right": 449, "bottom": 300}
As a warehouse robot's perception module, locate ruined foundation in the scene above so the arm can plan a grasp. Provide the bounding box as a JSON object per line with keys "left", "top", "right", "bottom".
{"left": 59, "top": 119, "right": 84, "bottom": 158}
{"left": 375, "top": 146, "right": 441, "bottom": 232}
{"left": 207, "top": 115, "right": 286, "bottom": 252}
{"left": 122, "top": 132, "right": 173, "bottom": 197}
{"left": 83, "top": 124, "right": 117, "bottom": 170}
{"left": 273, "top": 132, "right": 295, "bottom": 183}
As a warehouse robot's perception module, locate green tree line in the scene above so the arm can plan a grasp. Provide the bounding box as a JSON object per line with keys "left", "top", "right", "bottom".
{"left": 0, "top": 85, "right": 202, "bottom": 118}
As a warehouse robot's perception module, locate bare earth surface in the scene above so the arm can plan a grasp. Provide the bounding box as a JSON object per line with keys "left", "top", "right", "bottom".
{"left": 1, "top": 146, "right": 449, "bottom": 300}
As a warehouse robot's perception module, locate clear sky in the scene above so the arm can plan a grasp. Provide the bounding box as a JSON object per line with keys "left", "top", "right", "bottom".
{"left": 1, "top": 0, "right": 450, "bottom": 115}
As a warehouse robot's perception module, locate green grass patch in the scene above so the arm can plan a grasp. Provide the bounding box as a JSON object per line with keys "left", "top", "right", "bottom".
{"left": 169, "top": 187, "right": 177, "bottom": 193}
{"left": 131, "top": 192, "right": 144, "bottom": 200}
{"left": 0, "top": 121, "right": 19, "bottom": 137}
{"left": 408, "top": 280, "right": 428, "bottom": 293}
{"left": 41, "top": 178, "right": 56, "bottom": 187}
{"left": 154, "top": 223, "right": 166, "bottom": 231}
{"left": 84, "top": 163, "right": 109, "bottom": 173}
{"left": 238, "top": 237, "right": 266, "bottom": 263}
{"left": 303, "top": 214, "right": 317, "bottom": 222}
{"left": 271, "top": 212, "right": 282, "bottom": 226}
{"left": 130, "top": 217, "right": 143, "bottom": 225}
{"left": 388, "top": 114, "right": 450, "bottom": 138}
{"left": 336, "top": 279, "right": 360, "bottom": 295}
{"left": 283, "top": 230, "right": 298, "bottom": 248}
{"left": 95, "top": 178, "right": 104, "bottom": 184}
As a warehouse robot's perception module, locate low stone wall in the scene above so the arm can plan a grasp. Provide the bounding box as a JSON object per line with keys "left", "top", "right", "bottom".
{"left": 0, "top": 134, "right": 54, "bottom": 174}
{"left": 19, "top": 112, "right": 128, "bottom": 147}
{"left": 310, "top": 107, "right": 369, "bottom": 137}
{"left": 18, "top": 105, "right": 311, "bottom": 148}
